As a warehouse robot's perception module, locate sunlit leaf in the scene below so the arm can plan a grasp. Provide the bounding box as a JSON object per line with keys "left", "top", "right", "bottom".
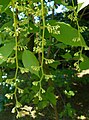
{"left": 22, "top": 50, "right": 39, "bottom": 77}
{"left": 47, "top": 21, "right": 87, "bottom": 47}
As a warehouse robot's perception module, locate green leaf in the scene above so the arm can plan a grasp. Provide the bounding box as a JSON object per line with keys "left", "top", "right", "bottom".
{"left": 28, "top": 22, "right": 39, "bottom": 33}
{"left": 56, "top": 22, "right": 86, "bottom": 47}
{"left": 79, "top": 59, "right": 89, "bottom": 70}
{"left": 0, "top": 36, "right": 2, "bottom": 45}
{"left": 22, "top": 50, "right": 39, "bottom": 77}
{"left": 0, "top": 42, "right": 15, "bottom": 64}
{"left": 47, "top": 21, "right": 87, "bottom": 47}
{"left": 61, "top": 53, "right": 72, "bottom": 60}
{"left": 5, "top": 8, "right": 13, "bottom": 17}
{"left": 38, "top": 101, "right": 48, "bottom": 109}
{"left": 49, "top": 61, "right": 61, "bottom": 69}
{"left": 45, "top": 87, "right": 56, "bottom": 105}
{"left": 47, "top": 86, "right": 54, "bottom": 93}
{"left": 55, "top": 43, "right": 67, "bottom": 49}
{"left": 46, "top": 92, "right": 56, "bottom": 105}
{"left": 54, "top": 0, "right": 61, "bottom": 4}
{"left": 0, "top": 0, "right": 11, "bottom": 13}
{"left": 0, "top": 21, "right": 13, "bottom": 31}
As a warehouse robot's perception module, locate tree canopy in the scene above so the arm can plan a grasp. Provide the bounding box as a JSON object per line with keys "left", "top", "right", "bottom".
{"left": 0, "top": 0, "right": 89, "bottom": 119}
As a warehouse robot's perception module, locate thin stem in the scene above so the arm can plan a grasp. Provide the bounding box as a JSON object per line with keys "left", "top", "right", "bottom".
{"left": 80, "top": 7, "right": 87, "bottom": 20}
{"left": 41, "top": 0, "right": 45, "bottom": 72}
{"left": 47, "top": 4, "right": 54, "bottom": 58}
{"left": 39, "top": 0, "right": 45, "bottom": 89}
{"left": 12, "top": 0, "right": 19, "bottom": 103}
{"left": 72, "top": 0, "right": 83, "bottom": 70}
